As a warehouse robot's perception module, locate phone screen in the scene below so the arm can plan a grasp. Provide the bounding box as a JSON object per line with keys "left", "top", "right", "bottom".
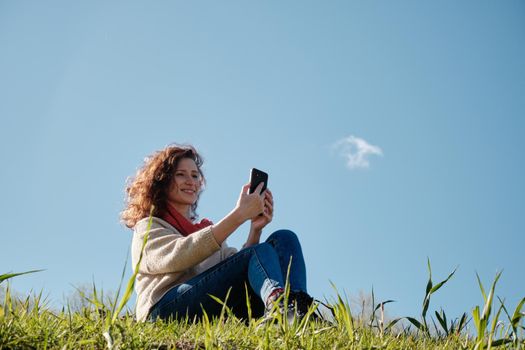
{"left": 249, "top": 168, "right": 268, "bottom": 194}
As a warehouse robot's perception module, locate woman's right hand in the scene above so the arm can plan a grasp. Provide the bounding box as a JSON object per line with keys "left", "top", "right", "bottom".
{"left": 210, "top": 182, "right": 266, "bottom": 245}
{"left": 235, "top": 183, "right": 265, "bottom": 223}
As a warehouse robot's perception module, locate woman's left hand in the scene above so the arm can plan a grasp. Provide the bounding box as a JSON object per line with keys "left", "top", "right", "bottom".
{"left": 243, "top": 189, "right": 273, "bottom": 248}
{"left": 244, "top": 190, "right": 273, "bottom": 248}
{"left": 251, "top": 189, "right": 273, "bottom": 231}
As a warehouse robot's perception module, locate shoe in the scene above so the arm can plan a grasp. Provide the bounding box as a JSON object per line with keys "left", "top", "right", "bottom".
{"left": 262, "top": 289, "right": 336, "bottom": 326}
{"left": 289, "top": 290, "right": 336, "bottom": 324}
{"left": 288, "top": 291, "right": 312, "bottom": 318}
{"left": 262, "top": 288, "right": 295, "bottom": 325}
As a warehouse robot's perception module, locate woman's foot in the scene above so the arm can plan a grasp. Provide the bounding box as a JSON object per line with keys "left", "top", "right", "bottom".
{"left": 263, "top": 289, "right": 335, "bottom": 324}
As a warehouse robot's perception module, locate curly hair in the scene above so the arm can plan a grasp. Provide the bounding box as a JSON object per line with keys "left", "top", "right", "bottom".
{"left": 121, "top": 144, "right": 205, "bottom": 228}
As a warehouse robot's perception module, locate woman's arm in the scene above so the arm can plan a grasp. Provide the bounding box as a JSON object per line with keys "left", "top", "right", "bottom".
{"left": 243, "top": 227, "right": 262, "bottom": 248}
{"left": 211, "top": 183, "right": 266, "bottom": 245}
{"left": 132, "top": 218, "right": 221, "bottom": 274}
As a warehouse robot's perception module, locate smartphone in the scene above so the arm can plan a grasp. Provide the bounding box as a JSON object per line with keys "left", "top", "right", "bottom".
{"left": 249, "top": 168, "right": 268, "bottom": 194}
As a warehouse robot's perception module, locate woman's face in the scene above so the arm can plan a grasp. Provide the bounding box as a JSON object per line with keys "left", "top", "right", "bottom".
{"left": 167, "top": 157, "right": 202, "bottom": 212}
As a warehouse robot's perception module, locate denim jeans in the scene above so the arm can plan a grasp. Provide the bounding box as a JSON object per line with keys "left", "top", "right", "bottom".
{"left": 148, "top": 229, "right": 307, "bottom": 321}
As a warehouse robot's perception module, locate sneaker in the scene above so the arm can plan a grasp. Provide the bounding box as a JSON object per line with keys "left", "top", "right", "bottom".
{"left": 262, "top": 289, "right": 336, "bottom": 325}
{"left": 289, "top": 291, "right": 336, "bottom": 324}
{"left": 288, "top": 290, "right": 313, "bottom": 318}
{"left": 262, "top": 288, "right": 295, "bottom": 325}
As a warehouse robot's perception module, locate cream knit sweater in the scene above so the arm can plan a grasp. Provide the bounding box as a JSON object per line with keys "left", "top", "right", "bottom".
{"left": 131, "top": 217, "right": 238, "bottom": 321}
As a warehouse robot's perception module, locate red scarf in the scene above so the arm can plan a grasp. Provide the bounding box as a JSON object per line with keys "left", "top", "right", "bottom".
{"left": 162, "top": 203, "right": 213, "bottom": 236}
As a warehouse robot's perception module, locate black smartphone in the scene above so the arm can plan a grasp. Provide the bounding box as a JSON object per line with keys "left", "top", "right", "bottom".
{"left": 249, "top": 168, "right": 268, "bottom": 194}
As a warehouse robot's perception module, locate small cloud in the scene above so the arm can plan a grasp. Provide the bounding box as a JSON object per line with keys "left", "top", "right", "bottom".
{"left": 332, "top": 135, "right": 383, "bottom": 169}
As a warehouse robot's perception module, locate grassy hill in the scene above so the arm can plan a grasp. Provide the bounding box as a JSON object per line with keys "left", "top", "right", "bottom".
{"left": 1, "top": 268, "right": 523, "bottom": 349}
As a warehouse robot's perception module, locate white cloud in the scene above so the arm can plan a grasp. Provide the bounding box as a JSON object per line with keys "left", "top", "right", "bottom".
{"left": 333, "top": 135, "right": 383, "bottom": 169}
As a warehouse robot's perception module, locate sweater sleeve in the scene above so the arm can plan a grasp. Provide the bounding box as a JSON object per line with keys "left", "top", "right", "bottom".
{"left": 132, "top": 217, "right": 221, "bottom": 275}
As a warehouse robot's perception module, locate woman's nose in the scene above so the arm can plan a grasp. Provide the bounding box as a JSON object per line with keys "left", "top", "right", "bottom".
{"left": 184, "top": 174, "right": 199, "bottom": 184}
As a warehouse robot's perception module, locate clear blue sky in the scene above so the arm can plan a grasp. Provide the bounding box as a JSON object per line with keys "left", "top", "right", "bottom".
{"left": 1, "top": 1, "right": 524, "bottom": 322}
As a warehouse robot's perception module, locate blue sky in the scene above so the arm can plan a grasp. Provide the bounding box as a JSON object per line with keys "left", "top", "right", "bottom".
{"left": 1, "top": 0, "right": 524, "bottom": 322}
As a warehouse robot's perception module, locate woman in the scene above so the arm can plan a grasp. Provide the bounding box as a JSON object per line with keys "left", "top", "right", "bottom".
{"left": 121, "top": 144, "right": 315, "bottom": 322}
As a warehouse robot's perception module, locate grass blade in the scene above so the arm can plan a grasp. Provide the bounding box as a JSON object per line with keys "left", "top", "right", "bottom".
{"left": 385, "top": 317, "right": 403, "bottom": 331}
{"left": 481, "top": 271, "right": 502, "bottom": 321}
{"left": 330, "top": 281, "right": 354, "bottom": 339}
{"left": 406, "top": 317, "right": 424, "bottom": 331}
{"left": 476, "top": 272, "right": 487, "bottom": 301}
{"left": 110, "top": 209, "right": 154, "bottom": 325}
{"left": 373, "top": 300, "right": 395, "bottom": 314}
{"left": 456, "top": 312, "right": 468, "bottom": 335}
{"left": 510, "top": 297, "right": 525, "bottom": 329}
{"left": 420, "top": 259, "right": 457, "bottom": 335}
{"left": 435, "top": 310, "right": 449, "bottom": 336}
{"left": 473, "top": 271, "right": 503, "bottom": 346}
{"left": 108, "top": 253, "right": 130, "bottom": 320}
{"left": 0, "top": 270, "right": 44, "bottom": 284}
{"left": 488, "top": 302, "right": 504, "bottom": 349}
{"left": 472, "top": 305, "right": 481, "bottom": 336}
{"left": 430, "top": 267, "right": 457, "bottom": 294}
{"left": 426, "top": 257, "right": 433, "bottom": 295}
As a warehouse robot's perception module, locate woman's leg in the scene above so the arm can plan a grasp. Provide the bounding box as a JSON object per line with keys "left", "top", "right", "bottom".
{"left": 264, "top": 230, "right": 321, "bottom": 319}
{"left": 265, "top": 229, "right": 307, "bottom": 293}
{"left": 149, "top": 242, "right": 285, "bottom": 321}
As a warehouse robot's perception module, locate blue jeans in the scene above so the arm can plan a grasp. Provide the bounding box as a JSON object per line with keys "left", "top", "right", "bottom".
{"left": 148, "top": 229, "right": 307, "bottom": 321}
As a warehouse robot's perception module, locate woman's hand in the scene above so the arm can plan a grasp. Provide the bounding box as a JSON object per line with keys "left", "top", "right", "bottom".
{"left": 244, "top": 189, "right": 273, "bottom": 247}
{"left": 211, "top": 183, "right": 265, "bottom": 245}
{"left": 234, "top": 183, "right": 266, "bottom": 223}
{"left": 250, "top": 189, "right": 273, "bottom": 232}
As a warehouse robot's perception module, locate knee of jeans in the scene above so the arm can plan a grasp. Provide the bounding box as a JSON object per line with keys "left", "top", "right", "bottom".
{"left": 251, "top": 242, "right": 275, "bottom": 256}
{"left": 267, "top": 229, "right": 299, "bottom": 245}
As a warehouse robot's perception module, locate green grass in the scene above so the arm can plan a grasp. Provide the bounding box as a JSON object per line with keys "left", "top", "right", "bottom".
{"left": 1, "top": 266, "right": 524, "bottom": 349}
{"left": 1, "top": 219, "right": 523, "bottom": 349}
